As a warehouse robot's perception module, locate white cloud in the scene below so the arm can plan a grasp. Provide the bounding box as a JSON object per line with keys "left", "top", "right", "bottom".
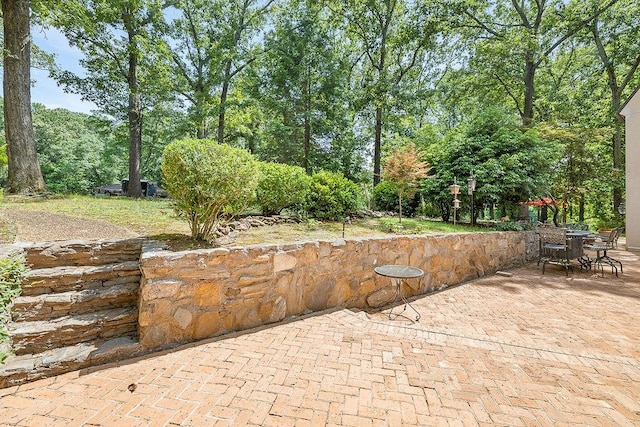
{"left": 31, "top": 69, "right": 97, "bottom": 114}
{"left": 29, "top": 26, "right": 96, "bottom": 114}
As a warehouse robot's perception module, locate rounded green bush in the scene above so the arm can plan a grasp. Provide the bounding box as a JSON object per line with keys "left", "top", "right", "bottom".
{"left": 306, "top": 171, "right": 361, "bottom": 220}
{"left": 256, "top": 162, "right": 311, "bottom": 215}
{"left": 373, "top": 180, "right": 419, "bottom": 216}
{"left": 161, "top": 139, "right": 258, "bottom": 240}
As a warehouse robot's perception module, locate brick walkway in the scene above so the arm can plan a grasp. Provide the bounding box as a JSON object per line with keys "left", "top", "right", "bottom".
{"left": 1, "top": 247, "right": 639, "bottom": 426}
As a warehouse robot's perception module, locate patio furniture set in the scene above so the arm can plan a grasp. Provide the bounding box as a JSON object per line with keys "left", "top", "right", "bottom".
{"left": 373, "top": 226, "right": 624, "bottom": 324}
{"left": 537, "top": 226, "right": 624, "bottom": 276}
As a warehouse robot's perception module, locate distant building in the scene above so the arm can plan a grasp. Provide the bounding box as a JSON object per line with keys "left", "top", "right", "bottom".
{"left": 619, "top": 87, "right": 640, "bottom": 251}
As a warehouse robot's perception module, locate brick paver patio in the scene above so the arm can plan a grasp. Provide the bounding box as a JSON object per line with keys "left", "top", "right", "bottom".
{"left": 1, "top": 246, "right": 639, "bottom": 426}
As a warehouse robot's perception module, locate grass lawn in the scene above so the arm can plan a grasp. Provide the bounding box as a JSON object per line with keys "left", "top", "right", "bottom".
{"left": 0, "top": 195, "right": 488, "bottom": 247}
{"left": 2, "top": 195, "right": 190, "bottom": 236}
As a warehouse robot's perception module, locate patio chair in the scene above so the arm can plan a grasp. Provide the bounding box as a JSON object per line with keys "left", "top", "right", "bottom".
{"left": 538, "top": 228, "right": 573, "bottom": 276}
{"left": 613, "top": 226, "right": 624, "bottom": 248}
{"left": 583, "top": 227, "right": 623, "bottom": 276}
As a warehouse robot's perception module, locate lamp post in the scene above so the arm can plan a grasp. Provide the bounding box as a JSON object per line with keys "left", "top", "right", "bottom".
{"left": 342, "top": 216, "right": 351, "bottom": 238}
{"left": 467, "top": 171, "right": 476, "bottom": 226}
{"left": 450, "top": 178, "right": 460, "bottom": 228}
{"left": 618, "top": 202, "right": 626, "bottom": 217}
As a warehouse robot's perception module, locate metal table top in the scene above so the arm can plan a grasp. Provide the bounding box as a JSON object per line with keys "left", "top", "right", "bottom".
{"left": 374, "top": 265, "right": 424, "bottom": 279}
{"left": 567, "top": 231, "right": 592, "bottom": 237}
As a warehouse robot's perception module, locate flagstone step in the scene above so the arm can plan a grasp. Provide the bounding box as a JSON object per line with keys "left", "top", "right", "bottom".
{"left": 9, "top": 307, "right": 138, "bottom": 356}
{"left": 11, "top": 282, "right": 139, "bottom": 322}
{"left": 0, "top": 336, "right": 145, "bottom": 389}
{"left": 21, "top": 238, "right": 144, "bottom": 269}
{"left": 21, "top": 262, "right": 141, "bottom": 296}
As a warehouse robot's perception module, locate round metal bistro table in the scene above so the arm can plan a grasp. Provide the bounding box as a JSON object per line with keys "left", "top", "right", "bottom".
{"left": 374, "top": 265, "right": 424, "bottom": 321}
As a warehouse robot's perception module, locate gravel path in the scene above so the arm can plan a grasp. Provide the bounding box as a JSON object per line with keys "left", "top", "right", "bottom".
{"left": 1, "top": 208, "right": 139, "bottom": 243}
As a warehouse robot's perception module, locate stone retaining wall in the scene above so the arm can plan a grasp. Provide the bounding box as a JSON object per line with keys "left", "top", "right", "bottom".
{"left": 139, "top": 231, "right": 538, "bottom": 349}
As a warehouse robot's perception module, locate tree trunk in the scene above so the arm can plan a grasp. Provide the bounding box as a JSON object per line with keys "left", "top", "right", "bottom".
{"left": 217, "top": 60, "right": 232, "bottom": 144}
{"left": 592, "top": 20, "right": 625, "bottom": 220}
{"left": 195, "top": 81, "right": 207, "bottom": 138}
{"left": 522, "top": 53, "right": 536, "bottom": 127}
{"left": 2, "top": 0, "right": 46, "bottom": 194}
{"left": 612, "top": 108, "right": 623, "bottom": 220}
{"left": 126, "top": 47, "right": 142, "bottom": 197}
{"left": 373, "top": 106, "right": 383, "bottom": 186}
{"left": 217, "top": 0, "right": 247, "bottom": 145}
{"left": 303, "top": 114, "right": 311, "bottom": 174}
{"left": 196, "top": 107, "right": 207, "bottom": 139}
{"left": 303, "top": 65, "right": 311, "bottom": 174}
{"left": 373, "top": 15, "right": 389, "bottom": 188}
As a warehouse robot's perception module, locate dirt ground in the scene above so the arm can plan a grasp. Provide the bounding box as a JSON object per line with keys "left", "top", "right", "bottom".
{"left": 0, "top": 207, "right": 139, "bottom": 243}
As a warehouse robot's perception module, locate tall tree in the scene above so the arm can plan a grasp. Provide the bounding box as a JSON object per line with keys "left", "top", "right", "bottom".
{"left": 461, "top": 0, "right": 621, "bottom": 127}
{"left": 337, "top": 0, "right": 445, "bottom": 185}
{"left": 1, "top": 0, "right": 46, "bottom": 194}
{"left": 586, "top": 0, "right": 640, "bottom": 218}
{"left": 422, "top": 107, "right": 560, "bottom": 221}
{"left": 253, "top": 0, "right": 360, "bottom": 175}
{"left": 49, "top": 0, "right": 173, "bottom": 197}
{"left": 216, "top": 0, "right": 275, "bottom": 144}
{"left": 160, "top": 0, "right": 274, "bottom": 142}
{"left": 159, "top": 0, "right": 225, "bottom": 139}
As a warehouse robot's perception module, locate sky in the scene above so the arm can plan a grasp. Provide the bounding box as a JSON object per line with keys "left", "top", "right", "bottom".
{"left": 28, "top": 26, "right": 97, "bottom": 114}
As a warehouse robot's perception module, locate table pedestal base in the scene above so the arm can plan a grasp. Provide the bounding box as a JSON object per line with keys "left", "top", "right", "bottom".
{"left": 387, "top": 278, "right": 421, "bottom": 322}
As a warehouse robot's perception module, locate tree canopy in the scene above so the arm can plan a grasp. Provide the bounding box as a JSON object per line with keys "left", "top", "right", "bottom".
{"left": 0, "top": 0, "right": 636, "bottom": 227}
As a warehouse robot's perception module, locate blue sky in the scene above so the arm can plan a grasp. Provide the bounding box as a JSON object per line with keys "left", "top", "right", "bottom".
{"left": 29, "top": 27, "right": 97, "bottom": 114}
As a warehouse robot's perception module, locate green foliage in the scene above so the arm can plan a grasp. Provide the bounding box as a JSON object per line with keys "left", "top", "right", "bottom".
{"left": 0, "top": 253, "right": 28, "bottom": 362}
{"left": 0, "top": 253, "right": 26, "bottom": 308}
{"left": 19, "top": 0, "right": 636, "bottom": 225}
{"left": 494, "top": 221, "right": 529, "bottom": 232}
{"left": 373, "top": 180, "right": 419, "bottom": 216}
{"left": 256, "top": 162, "right": 311, "bottom": 216}
{"left": 32, "top": 104, "right": 125, "bottom": 193}
{"left": 382, "top": 142, "right": 431, "bottom": 221}
{"left": 305, "top": 171, "right": 361, "bottom": 220}
{"left": 376, "top": 217, "right": 478, "bottom": 234}
{"left": 422, "top": 107, "right": 560, "bottom": 221}
{"left": 161, "top": 138, "right": 258, "bottom": 241}
{"left": 537, "top": 124, "right": 613, "bottom": 223}
{"left": 373, "top": 180, "right": 399, "bottom": 212}
{"left": 251, "top": 0, "right": 366, "bottom": 177}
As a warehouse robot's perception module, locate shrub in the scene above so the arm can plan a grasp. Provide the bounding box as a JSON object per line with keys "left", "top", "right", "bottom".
{"left": 256, "top": 162, "right": 311, "bottom": 215}
{"left": 306, "top": 171, "right": 361, "bottom": 220}
{"left": 161, "top": 139, "right": 258, "bottom": 241}
{"left": 494, "top": 221, "right": 534, "bottom": 231}
{"left": 1, "top": 253, "right": 28, "bottom": 362}
{"left": 373, "top": 180, "right": 420, "bottom": 217}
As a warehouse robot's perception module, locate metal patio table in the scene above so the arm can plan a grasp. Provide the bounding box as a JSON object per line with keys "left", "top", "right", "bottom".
{"left": 374, "top": 265, "right": 424, "bottom": 321}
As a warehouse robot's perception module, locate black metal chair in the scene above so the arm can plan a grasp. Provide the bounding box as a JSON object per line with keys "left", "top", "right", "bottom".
{"left": 538, "top": 228, "right": 573, "bottom": 276}
{"left": 583, "top": 227, "right": 623, "bottom": 276}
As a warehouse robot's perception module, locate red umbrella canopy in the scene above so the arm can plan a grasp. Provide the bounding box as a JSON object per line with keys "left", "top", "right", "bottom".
{"left": 521, "top": 197, "right": 567, "bottom": 207}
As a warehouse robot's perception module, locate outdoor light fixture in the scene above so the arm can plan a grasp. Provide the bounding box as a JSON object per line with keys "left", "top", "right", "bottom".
{"left": 450, "top": 178, "right": 460, "bottom": 227}
{"left": 618, "top": 202, "right": 626, "bottom": 216}
{"left": 467, "top": 171, "right": 476, "bottom": 226}
{"left": 342, "top": 216, "right": 351, "bottom": 238}
{"left": 449, "top": 182, "right": 460, "bottom": 195}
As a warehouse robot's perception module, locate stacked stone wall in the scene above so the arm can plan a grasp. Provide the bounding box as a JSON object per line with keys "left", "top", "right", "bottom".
{"left": 139, "top": 231, "right": 538, "bottom": 349}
